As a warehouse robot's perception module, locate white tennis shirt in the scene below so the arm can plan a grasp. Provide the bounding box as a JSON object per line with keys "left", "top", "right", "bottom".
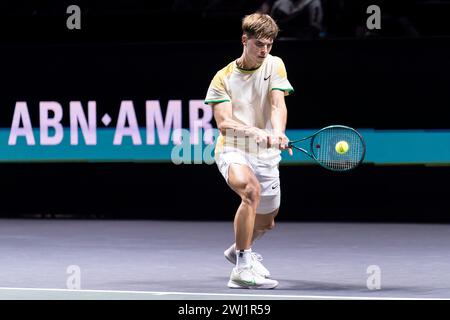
{"left": 205, "top": 54, "right": 294, "bottom": 162}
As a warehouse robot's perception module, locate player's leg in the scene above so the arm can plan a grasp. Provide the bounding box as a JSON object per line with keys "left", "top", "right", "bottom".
{"left": 224, "top": 159, "right": 281, "bottom": 280}
{"left": 253, "top": 208, "right": 279, "bottom": 243}
{"left": 242, "top": 161, "right": 281, "bottom": 278}
{"left": 227, "top": 167, "right": 280, "bottom": 249}
{"left": 224, "top": 209, "right": 278, "bottom": 260}
{"left": 226, "top": 163, "right": 278, "bottom": 289}
{"left": 227, "top": 163, "right": 260, "bottom": 252}
{"left": 251, "top": 159, "right": 281, "bottom": 245}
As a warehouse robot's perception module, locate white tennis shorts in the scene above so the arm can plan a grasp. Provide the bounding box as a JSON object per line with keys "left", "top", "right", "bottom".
{"left": 215, "top": 147, "right": 281, "bottom": 214}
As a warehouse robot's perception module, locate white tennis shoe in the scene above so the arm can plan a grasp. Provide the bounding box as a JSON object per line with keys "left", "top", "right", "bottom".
{"left": 224, "top": 245, "right": 271, "bottom": 278}
{"left": 228, "top": 266, "right": 278, "bottom": 289}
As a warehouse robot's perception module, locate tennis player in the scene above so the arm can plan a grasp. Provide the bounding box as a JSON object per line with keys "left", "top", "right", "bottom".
{"left": 205, "top": 13, "right": 294, "bottom": 289}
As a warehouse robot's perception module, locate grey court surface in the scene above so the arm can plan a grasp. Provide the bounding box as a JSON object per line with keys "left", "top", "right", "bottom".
{"left": 0, "top": 219, "right": 449, "bottom": 300}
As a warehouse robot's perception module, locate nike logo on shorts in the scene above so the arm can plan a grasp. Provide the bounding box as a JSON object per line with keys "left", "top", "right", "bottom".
{"left": 271, "top": 182, "right": 279, "bottom": 190}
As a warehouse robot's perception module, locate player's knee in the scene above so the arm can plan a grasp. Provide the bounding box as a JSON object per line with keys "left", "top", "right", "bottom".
{"left": 242, "top": 182, "right": 261, "bottom": 207}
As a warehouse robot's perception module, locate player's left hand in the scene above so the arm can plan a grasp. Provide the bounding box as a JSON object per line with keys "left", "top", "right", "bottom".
{"left": 270, "top": 131, "right": 293, "bottom": 156}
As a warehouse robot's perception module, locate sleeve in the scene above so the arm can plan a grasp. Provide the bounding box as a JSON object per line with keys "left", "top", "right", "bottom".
{"left": 270, "top": 57, "right": 294, "bottom": 96}
{"left": 204, "top": 71, "right": 231, "bottom": 105}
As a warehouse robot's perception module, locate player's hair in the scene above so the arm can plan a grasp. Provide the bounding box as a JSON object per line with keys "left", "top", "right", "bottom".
{"left": 242, "top": 13, "right": 279, "bottom": 40}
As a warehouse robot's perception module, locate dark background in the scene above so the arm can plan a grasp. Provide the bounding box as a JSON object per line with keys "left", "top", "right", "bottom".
{"left": 0, "top": 1, "right": 449, "bottom": 222}
{"left": 2, "top": 0, "right": 450, "bottom": 42}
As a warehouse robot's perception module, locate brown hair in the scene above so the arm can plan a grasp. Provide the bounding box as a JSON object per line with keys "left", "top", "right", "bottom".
{"left": 242, "top": 13, "right": 279, "bottom": 40}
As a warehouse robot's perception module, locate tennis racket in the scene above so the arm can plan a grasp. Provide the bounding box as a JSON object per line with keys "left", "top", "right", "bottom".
{"left": 287, "top": 125, "right": 366, "bottom": 171}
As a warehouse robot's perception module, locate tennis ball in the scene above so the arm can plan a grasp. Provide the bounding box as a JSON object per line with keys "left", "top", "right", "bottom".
{"left": 335, "top": 141, "right": 349, "bottom": 154}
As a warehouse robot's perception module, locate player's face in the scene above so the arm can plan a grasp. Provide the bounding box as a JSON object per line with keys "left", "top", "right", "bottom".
{"left": 245, "top": 36, "right": 273, "bottom": 63}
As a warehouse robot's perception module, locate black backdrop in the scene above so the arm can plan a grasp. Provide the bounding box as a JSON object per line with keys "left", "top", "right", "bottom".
{"left": 1, "top": 38, "right": 450, "bottom": 221}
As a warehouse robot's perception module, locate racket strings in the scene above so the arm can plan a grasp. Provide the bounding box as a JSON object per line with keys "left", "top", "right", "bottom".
{"left": 312, "top": 127, "right": 365, "bottom": 171}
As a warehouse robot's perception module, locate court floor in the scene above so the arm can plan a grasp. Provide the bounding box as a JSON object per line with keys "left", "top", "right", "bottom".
{"left": 0, "top": 219, "right": 449, "bottom": 300}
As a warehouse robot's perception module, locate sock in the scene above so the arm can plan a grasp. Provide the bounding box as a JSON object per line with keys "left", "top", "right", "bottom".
{"left": 236, "top": 248, "right": 252, "bottom": 269}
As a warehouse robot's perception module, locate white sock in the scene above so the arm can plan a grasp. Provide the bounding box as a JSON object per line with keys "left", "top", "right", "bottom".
{"left": 236, "top": 248, "right": 252, "bottom": 269}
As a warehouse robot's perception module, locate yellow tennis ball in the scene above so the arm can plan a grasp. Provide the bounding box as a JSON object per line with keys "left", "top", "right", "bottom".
{"left": 335, "top": 140, "right": 349, "bottom": 154}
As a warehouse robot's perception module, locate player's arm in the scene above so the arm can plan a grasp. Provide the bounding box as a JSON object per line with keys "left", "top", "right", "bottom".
{"left": 270, "top": 89, "right": 292, "bottom": 155}
{"left": 212, "top": 101, "right": 269, "bottom": 144}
